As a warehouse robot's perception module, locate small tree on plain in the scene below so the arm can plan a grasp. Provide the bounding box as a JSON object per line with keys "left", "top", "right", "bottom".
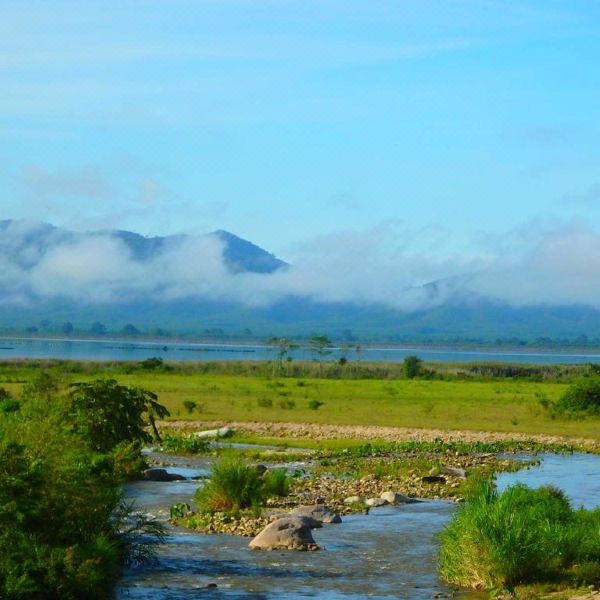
{"left": 403, "top": 355, "right": 423, "bottom": 379}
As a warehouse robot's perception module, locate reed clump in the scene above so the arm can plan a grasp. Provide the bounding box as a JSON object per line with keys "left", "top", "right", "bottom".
{"left": 439, "top": 479, "right": 600, "bottom": 592}
{"left": 195, "top": 457, "right": 290, "bottom": 513}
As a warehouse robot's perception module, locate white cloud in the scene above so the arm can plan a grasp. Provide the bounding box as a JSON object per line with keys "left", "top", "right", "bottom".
{"left": 2, "top": 218, "right": 600, "bottom": 311}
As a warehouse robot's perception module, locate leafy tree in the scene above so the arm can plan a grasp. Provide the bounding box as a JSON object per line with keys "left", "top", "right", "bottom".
{"left": 90, "top": 321, "right": 107, "bottom": 335}
{"left": 266, "top": 337, "right": 298, "bottom": 375}
{"left": 69, "top": 379, "right": 170, "bottom": 452}
{"left": 310, "top": 335, "right": 332, "bottom": 375}
{"left": 403, "top": 355, "right": 423, "bottom": 379}
{"left": 121, "top": 323, "right": 140, "bottom": 336}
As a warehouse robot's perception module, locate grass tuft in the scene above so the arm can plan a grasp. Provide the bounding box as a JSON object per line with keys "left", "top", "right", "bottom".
{"left": 439, "top": 480, "right": 600, "bottom": 592}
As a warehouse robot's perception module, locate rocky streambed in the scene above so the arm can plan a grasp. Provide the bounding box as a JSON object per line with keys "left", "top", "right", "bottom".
{"left": 117, "top": 443, "right": 600, "bottom": 599}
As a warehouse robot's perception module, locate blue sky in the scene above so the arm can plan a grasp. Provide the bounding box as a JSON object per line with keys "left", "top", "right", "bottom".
{"left": 2, "top": 0, "right": 600, "bottom": 261}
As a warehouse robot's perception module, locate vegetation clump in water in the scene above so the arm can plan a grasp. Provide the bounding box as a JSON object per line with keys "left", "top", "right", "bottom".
{"left": 439, "top": 479, "right": 600, "bottom": 593}
{"left": 195, "top": 456, "right": 291, "bottom": 513}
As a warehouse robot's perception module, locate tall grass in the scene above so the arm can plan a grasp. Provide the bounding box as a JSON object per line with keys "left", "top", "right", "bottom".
{"left": 439, "top": 480, "right": 600, "bottom": 591}
{"left": 195, "top": 457, "right": 290, "bottom": 513}
{"left": 196, "top": 457, "right": 264, "bottom": 512}
{"left": 262, "top": 467, "right": 291, "bottom": 497}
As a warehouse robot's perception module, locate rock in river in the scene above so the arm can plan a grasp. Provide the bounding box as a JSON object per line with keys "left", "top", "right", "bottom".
{"left": 249, "top": 517, "right": 321, "bottom": 551}
{"left": 142, "top": 468, "right": 187, "bottom": 482}
{"left": 442, "top": 466, "right": 467, "bottom": 478}
{"left": 195, "top": 426, "right": 233, "bottom": 439}
{"left": 290, "top": 504, "right": 342, "bottom": 524}
{"left": 344, "top": 495, "right": 363, "bottom": 505}
{"left": 380, "top": 491, "right": 420, "bottom": 505}
{"left": 365, "top": 497, "right": 389, "bottom": 508}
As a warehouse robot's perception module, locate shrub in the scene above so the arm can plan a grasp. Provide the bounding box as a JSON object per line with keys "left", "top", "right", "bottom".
{"left": 402, "top": 355, "right": 423, "bottom": 379}
{"left": 554, "top": 378, "right": 600, "bottom": 416}
{"left": 161, "top": 433, "right": 209, "bottom": 455}
{"left": 0, "top": 375, "right": 166, "bottom": 599}
{"left": 256, "top": 397, "right": 273, "bottom": 407}
{"left": 112, "top": 440, "right": 148, "bottom": 480}
{"left": 196, "top": 456, "right": 264, "bottom": 512}
{"left": 278, "top": 398, "right": 295, "bottom": 410}
{"left": 140, "top": 356, "right": 163, "bottom": 370}
{"left": 69, "top": 379, "right": 170, "bottom": 452}
{"left": 439, "top": 480, "right": 600, "bottom": 591}
{"left": 308, "top": 399, "right": 324, "bottom": 410}
{"left": 262, "top": 468, "right": 290, "bottom": 497}
{"left": 182, "top": 399, "right": 198, "bottom": 414}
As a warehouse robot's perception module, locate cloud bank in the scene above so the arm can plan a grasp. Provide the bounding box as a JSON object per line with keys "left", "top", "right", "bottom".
{"left": 1, "top": 219, "right": 599, "bottom": 311}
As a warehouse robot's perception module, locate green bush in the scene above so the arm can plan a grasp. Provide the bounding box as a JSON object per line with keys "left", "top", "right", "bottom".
{"left": 196, "top": 458, "right": 290, "bottom": 514}
{"left": 69, "top": 379, "right": 170, "bottom": 452}
{"left": 196, "top": 456, "right": 265, "bottom": 512}
{"left": 402, "top": 355, "right": 423, "bottom": 379}
{"left": 439, "top": 480, "right": 600, "bottom": 591}
{"left": 278, "top": 398, "right": 295, "bottom": 409}
{"left": 182, "top": 399, "right": 198, "bottom": 414}
{"left": 554, "top": 377, "right": 600, "bottom": 416}
{"left": 161, "top": 433, "right": 209, "bottom": 455}
{"left": 0, "top": 373, "right": 165, "bottom": 599}
{"left": 308, "top": 399, "right": 324, "bottom": 410}
{"left": 262, "top": 468, "right": 291, "bottom": 497}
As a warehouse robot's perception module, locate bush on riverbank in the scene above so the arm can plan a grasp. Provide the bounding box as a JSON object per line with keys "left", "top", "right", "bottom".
{"left": 195, "top": 456, "right": 290, "bottom": 513}
{"left": 0, "top": 372, "right": 167, "bottom": 599}
{"left": 439, "top": 480, "right": 600, "bottom": 592}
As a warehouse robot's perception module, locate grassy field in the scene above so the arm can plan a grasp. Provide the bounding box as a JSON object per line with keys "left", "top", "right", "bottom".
{"left": 1, "top": 360, "right": 598, "bottom": 439}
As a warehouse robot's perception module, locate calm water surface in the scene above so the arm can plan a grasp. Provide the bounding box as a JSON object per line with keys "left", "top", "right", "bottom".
{"left": 117, "top": 453, "right": 600, "bottom": 600}
{"left": 2, "top": 337, "right": 600, "bottom": 364}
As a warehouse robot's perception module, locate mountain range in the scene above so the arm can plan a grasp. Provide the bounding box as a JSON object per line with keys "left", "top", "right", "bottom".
{"left": 1, "top": 219, "right": 599, "bottom": 343}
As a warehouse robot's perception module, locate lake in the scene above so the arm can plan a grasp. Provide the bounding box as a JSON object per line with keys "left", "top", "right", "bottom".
{"left": 1, "top": 336, "right": 600, "bottom": 364}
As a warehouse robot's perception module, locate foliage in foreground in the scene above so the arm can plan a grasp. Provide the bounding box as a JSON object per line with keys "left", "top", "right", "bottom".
{"left": 439, "top": 479, "right": 600, "bottom": 593}
{"left": 195, "top": 456, "right": 290, "bottom": 513}
{"left": 0, "top": 374, "right": 167, "bottom": 599}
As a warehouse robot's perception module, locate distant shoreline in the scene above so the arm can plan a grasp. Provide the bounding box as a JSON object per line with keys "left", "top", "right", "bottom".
{"left": 2, "top": 333, "right": 600, "bottom": 355}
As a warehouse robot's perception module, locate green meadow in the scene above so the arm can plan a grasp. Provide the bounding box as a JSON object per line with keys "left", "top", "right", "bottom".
{"left": 1, "top": 360, "right": 598, "bottom": 439}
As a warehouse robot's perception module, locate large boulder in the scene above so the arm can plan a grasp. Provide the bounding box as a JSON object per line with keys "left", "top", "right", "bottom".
{"left": 380, "top": 491, "right": 420, "bottom": 505}
{"left": 290, "top": 504, "right": 342, "bottom": 524}
{"left": 249, "top": 517, "right": 321, "bottom": 551}
{"left": 196, "top": 426, "right": 233, "bottom": 439}
{"left": 142, "top": 468, "right": 186, "bottom": 482}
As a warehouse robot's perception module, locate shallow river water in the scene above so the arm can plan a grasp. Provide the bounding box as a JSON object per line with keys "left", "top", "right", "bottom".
{"left": 117, "top": 453, "right": 600, "bottom": 600}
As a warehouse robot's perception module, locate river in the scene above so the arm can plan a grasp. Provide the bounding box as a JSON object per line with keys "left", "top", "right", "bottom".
{"left": 2, "top": 337, "right": 600, "bottom": 364}
{"left": 117, "top": 452, "right": 600, "bottom": 599}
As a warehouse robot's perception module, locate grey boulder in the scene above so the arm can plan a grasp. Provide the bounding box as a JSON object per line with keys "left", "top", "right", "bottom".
{"left": 249, "top": 517, "right": 321, "bottom": 551}
{"left": 290, "top": 504, "right": 342, "bottom": 524}
{"left": 195, "top": 426, "right": 233, "bottom": 439}
{"left": 380, "top": 491, "right": 421, "bottom": 504}
{"left": 142, "top": 468, "right": 186, "bottom": 482}
{"left": 365, "top": 497, "right": 389, "bottom": 508}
